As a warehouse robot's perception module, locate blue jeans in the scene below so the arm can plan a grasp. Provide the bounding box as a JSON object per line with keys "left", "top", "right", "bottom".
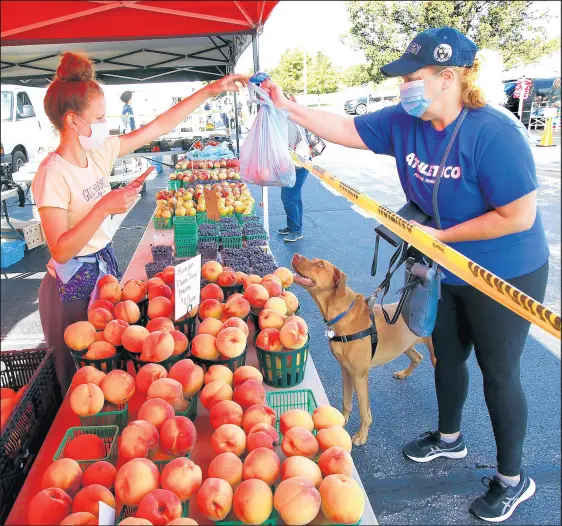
{"left": 281, "top": 167, "right": 309, "bottom": 234}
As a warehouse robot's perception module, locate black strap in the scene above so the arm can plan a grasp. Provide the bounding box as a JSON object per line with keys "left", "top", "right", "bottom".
{"left": 329, "top": 325, "right": 376, "bottom": 344}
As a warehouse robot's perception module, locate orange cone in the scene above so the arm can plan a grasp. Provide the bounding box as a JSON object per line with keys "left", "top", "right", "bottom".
{"left": 537, "top": 117, "right": 555, "bottom": 147}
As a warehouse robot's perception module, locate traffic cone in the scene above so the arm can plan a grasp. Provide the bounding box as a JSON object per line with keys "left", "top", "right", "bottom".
{"left": 537, "top": 117, "right": 555, "bottom": 147}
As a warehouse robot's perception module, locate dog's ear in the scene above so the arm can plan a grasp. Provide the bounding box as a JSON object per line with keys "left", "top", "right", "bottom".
{"left": 333, "top": 267, "right": 347, "bottom": 300}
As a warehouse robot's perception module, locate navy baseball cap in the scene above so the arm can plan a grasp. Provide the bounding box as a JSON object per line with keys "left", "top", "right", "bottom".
{"left": 380, "top": 27, "right": 478, "bottom": 77}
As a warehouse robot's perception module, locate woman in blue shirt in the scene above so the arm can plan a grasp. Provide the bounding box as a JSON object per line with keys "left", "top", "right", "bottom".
{"left": 262, "top": 27, "right": 549, "bottom": 523}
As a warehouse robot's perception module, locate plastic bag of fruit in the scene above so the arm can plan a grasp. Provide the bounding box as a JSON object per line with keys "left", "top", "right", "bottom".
{"left": 239, "top": 83, "right": 296, "bottom": 187}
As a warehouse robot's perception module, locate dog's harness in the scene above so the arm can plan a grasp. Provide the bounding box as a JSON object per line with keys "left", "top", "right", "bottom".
{"left": 324, "top": 298, "right": 378, "bottom": 358}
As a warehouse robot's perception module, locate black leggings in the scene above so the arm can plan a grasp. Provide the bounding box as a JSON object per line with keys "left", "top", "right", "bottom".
{"left": 433, "top": 262, "right": 549, "bottom": 476}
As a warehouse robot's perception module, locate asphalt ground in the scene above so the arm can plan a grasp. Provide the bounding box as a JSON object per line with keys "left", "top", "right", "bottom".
{"left": 1, "top": 132, "right": 560, "bottom": 525}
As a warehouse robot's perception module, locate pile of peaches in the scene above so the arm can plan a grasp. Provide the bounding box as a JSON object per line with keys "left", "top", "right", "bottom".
{"left": 1, "top": 384, "right": 28, "bottom": 428}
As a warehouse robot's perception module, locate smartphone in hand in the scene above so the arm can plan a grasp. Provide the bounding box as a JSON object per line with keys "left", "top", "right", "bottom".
{"left": 127, "top": 166, "right": 155, "bottom": 190}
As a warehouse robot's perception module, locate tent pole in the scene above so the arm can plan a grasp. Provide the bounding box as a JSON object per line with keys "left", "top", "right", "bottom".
{"left": 252, "top": 31, "right": 269, "bottom": 239}
{"left": 233, "top": 89, "right": 240, "bottom": 156}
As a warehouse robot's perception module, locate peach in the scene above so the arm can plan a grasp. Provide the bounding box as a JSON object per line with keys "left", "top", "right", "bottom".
{"left": 313, "top": 405, "right": 346, "bottom": 431}
{"left": 97, "top": 274, "right": 118, "bottom": 290}
{"left": 233, "top": 380, "right": 266, "bottom": 411}
{"left": 64, "top": 321, "right": 97, "bottom": 351}
{"left": 264, "top": 297, "right": 288, "bottom": 315}
{"left": 217, "top": 270, "right": 237, "bottom": 287}
{"left": 115, "top": 458, "right": 160, "bottom": 506}
{"left": 140, "top": 331, "right": 174, "bottom": 362}
{"left": 222, "top": 297, "right": 251, "bottom": 320}
{"left": 138, "top": 398, "right": 175, "bottom": 430}
{"left": 235, "top": 271, "right": 248, "bottom": 286}
{"left": 161, "top": 266, "right": 175, "bottom": 286}
{"left": 319, "top": 474, "right": 364, "bottom": 524}
{"left": 137, "top": 489, "right": 182, "bottom": 525}
{"left": 247, "top": 431, "right": 275, "bottom": 452}
{"left": 318, "top": 446, "right": 354, "bottom": 477}
{"left": 148, "top": 296, "right": 173, "bottom": 320}
{"left": 123, "top": 279, "right": 147, "bottom": 303}
{"left": 222, "top": 317, "right": 249, "bottom": 337}
{"left": 216, "top": 327, "right": 247, "bottom": 358}
{"left": 190, "top": 333, "right": 219, "bottom": 360}
{"left": 316, "top": 426, "right": 352, "bottom": 453}
{"left": 168, "top": 359, "right": 204, "bottom": 398}
{"left": 83, "top": 341, "right": 116, "bottom": 360}
{"left": 208, "top": 452, "right": 243, "bottom": 488}
{"left": 243, "top": 447, "right": 280, "bottom": 485}
{"left": 274, "top": 476, "right": 321, "bottom": 526}
{"left": 101, "top": 370, "right": 135, "bottom": 404}
{"left": 281, "top": 291, "right": 299, "bottom": 315}
{"left": 167, "top": 520, "right": 198, "bottom": 526}
{"left": 258, "top": 310, "right": 286, "bottom": 331}
{"left": 198, "top": 298, "right": 223, "bottom": 320}
{"left": 72, "top": 484, "right": 115, "bottom": 518}
{"left": 119, "top": 518, "right": 152, "bottom": 526}
{"left": 82, "top": 461, "right": 117, "bottom": 490}
{"left": 170, "top": 330, "right": 188, "bottom": 356}
{"left": 148, "top": 283, "right": 173, "bottom": 301}
{"left": 201, "top": 283, "right": 225, "bottom": 302}
{"left": 136, "top": 363, "right": 167, "bottom": 394}
{"left": 87, "top": 307, "right": 113, "bottom": 330}
{"left": 280, "top": 409, "right": 314, "bottom": 435}
{"left": 212, "top": 423, "right": 246, "bottom": 456}
{"left": 0, "top": 387, "right": 16, "bottom": 399}
{"left": 233, "top": 479, "right": 273, "bottom": 525}
{"left": 94, "top": 331, "right": 106, "bottom": 342}
{"left": 256, "top": 328, "right": 283, "bottom": 351}
{"left": 99, "top": 282, "right": 122, "bottom": 304}
{"left": 282, "top": 456, "right": 323, "bottom": 488}
{"left": 261, "top": 278, "right": 282, "bottom": 298}
{"left": 200, "top": 379, "right": 233, "bottom": 411}
{"left": 226, "top": 293, "right": 244, "bottom": 303}
{"left": 279, "top": 319, "right": 308, "bottom": 350}
{"left": 42, "top": 458, "right": 82, "bottom": 497}
{"left": 70, "top": 366, "right": 105, "bottom": 390}
{"left": 242, "top": 404, "right": 276, "bottom": 434}
{"left": 243, "top": 274, "right": 262, "bottom": 289}
{"left": 197, "top": 317, "right": 224, "bottom": 336}
{"left": 274, "top": 267, "right": 294, "bottom": 288}
{"left": 286, "top": 315, "right": 308, "bottom": 332}
{"left": 161, "top": 457, "right": 202, "bottom": 501}
{"left": 120, "top": 420, "right": 159, "bottom": 460}
{"left": 262, "top": 274, "right": 281, "bottom": 284}
{"left": 103, "top": 319, "right": 129, "bottom": 346}
{"left": 28, "top": 488, "right": 72, "bottom": 525}
{"left": 160, "top": 416, "right": 197, "bottom": 456}
{"left": 114, "top": 300, "right": 141, "bottom": 324}
{"left": 64, "top": 434, "right": 106, "bottom": 461}
{"left": 282, "top": 427, "right": 319, "bottom": 459}
{"left": 89, "top": 299, "right": 115, "bottom": 316}
{"left": 121, "top": 325, "right": 150, "bottom": 353}
{"left": 209, "top": 400, "right": 243, "bottom": 429}
{"left": 59, "top": 512, "right": 97, "bottom": 525}
{"left": 146, "top": 276, "right": 166, "bottom": 290}
{"left": 243, "top": 284, "right": 269, "bottom": 309}
{"left": 70, "top": 383, "right": 104, "bottom": 417}
{"left": 248, "top": 423, "right": 279, "bottom": 444}
{"left": 146, "top": 317, "right": 175, "bottom": 333}
{"left": 201, "top": 261, "right": 223, "bottom": 283}
{"left": 233, "top": 366, "right": 263, "bottom": 388}
{"left": 196, "top": 478, "right": 233, "bottom": 521}
{"left": 147, "top": 378, "right": 184, "bottom": 410}
{"left": 204, "top": 364, "right": 233, "bottom": 386}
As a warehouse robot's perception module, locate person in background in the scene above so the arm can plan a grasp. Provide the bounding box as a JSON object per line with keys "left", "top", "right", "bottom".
{"left": 120, "top": 90, "right": 136, "bottom": 133}
{"left": 278, "top": 93, "right": 311, "bottom": 243}
{"left": 247, "top": 98, "right": 253, "bottom": 115}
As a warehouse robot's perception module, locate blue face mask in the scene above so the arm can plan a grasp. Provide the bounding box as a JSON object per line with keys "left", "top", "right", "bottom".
{"left": 400, "top": 70, "right": 446, "bottom": 118}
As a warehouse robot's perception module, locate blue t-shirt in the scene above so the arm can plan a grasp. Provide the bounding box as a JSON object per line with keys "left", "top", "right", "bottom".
{"left": 354, "top": 104, "right": 549, "bottom": 285}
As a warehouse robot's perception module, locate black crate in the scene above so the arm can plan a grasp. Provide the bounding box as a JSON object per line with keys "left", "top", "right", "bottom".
{"left": 0, "top": 348, "right": 61, "bottom": 524}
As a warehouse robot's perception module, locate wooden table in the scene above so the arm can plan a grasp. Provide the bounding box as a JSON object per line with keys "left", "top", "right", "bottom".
{"left": 6, "top": 218, "right": 378, "bottom": 526}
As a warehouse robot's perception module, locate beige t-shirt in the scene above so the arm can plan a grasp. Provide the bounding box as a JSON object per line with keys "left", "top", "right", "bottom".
{"left": 32, "top": 136, "right": 121, "bottom": 261}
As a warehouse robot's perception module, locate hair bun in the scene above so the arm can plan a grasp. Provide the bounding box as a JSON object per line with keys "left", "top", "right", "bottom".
{"left": 56, "top": 52, "right": 95, "bottom": 82}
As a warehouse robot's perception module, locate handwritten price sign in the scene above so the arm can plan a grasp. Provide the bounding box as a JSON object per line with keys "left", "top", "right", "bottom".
{"left": 174, "top": 254, "right": 201, "bottom": 321}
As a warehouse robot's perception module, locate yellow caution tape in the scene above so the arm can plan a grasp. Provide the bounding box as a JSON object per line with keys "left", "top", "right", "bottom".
{"left": 289, "top": 150, "right": 561, "bottom": 340}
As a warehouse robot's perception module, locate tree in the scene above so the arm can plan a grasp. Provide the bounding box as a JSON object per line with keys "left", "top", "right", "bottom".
{"left": 341, "top": 64, "right": 372, "bottom": 87}
{"left": 343, "top": 1, "right": 561, "bottom": 84}
{"left": 268, "top": 48, "right": 311, "bottom": 95}
{"left": 308, "top": 52, "right": 340, "bottom": 104}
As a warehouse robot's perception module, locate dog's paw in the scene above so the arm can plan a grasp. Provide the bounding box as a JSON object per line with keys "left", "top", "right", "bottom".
{"left": 393, "top": 370, "right": 409, "bottom": 380}
{"left": 352, "top": 429, "right": 368, "bottom": 446}
{"left": 342, "top": 409, "right": 350, "bottom": 426}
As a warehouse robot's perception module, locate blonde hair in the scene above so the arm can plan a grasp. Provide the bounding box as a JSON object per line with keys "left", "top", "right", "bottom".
{"left": 44, "top": 52, "right": 104, "bottom": 131}
{"left": 433, "top": 50, "right": 506, "bottom": 108}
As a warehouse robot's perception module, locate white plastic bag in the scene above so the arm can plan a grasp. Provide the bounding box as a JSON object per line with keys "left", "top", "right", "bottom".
{"left": 239, "top": 83, "right": 296, "bottom": 187}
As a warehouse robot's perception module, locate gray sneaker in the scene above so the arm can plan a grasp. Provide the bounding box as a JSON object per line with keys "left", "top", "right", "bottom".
{"left": 278, "top": 227, "right": 291, "bottom": 235}
{"left": 403, "top": 430, "right": 468, "bottom": 462}
{"left": 284, "top": 233, "right": 304, "bottom": 243}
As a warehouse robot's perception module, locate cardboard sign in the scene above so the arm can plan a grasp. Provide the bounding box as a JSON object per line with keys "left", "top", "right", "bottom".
{"left": 203, "top": 188, "right": 221, "bottom": 221}
{"left": 174, "top": 254, "right": 201, "bottom": 321}
{"left": 127, "top": 166, "right": 155, "bottom": 189}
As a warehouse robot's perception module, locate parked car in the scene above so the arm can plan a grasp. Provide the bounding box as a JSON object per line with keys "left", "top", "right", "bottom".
{"left": 501, "top": 77, "right": 560, "bottom": 125}
{"left": 343, "top": 94, "right": 396, "bottom": 115}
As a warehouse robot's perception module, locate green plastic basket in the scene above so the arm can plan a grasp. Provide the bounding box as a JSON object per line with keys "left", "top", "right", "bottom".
{"left": 117, "top": 501, "right": 189, "bottom": 525}
{"left": 129, "top": 349, "right": 189, "bottom": 373}
{"left": 175, "top": 236, "right": 198, "bottom": 258}
{"left": 255, "top": 334, "right": 310, "bottom": 389}
{"left": 266, "top": 389, "right": 318, "bottom": 435}
{"left": 70, "top": 348, "right": 128, "bottom": 373}
{"left": 217, "top": 507, "right": 278, "bottom": 526}
{"left": 189, "top": 344, "right": 247, "bottom": 373}
{"left": 176, "top": 393, "right": 198, "bottom": 422}
{"left": 79, "top": 402, "right": 128, "bottom": 433}
{"left": 173, "top": 215, "right": 197, "bottom": 228}
{"left": 198, "top": 234, "right": 220, "bottom": 243}
{"left": 168, "top": 180, "right": 182, "bottom": 190}
{"left": 220, "top": 284, "right": 243, "bottom": 300}
{"left": 138, "top": 298, "right": 149, "bottom": 325}
{"left": 221, "top": 235, "right": 243, "bottom": 249}
{"left": 196, "top": 211, "right": 212, "bottom": 224}
{"left": 244, "top": 233, "right": 269, "bottom": 242}
{"left": 153, "top": 216, "right": 173, "bottom": 229}
{"left": 234, "top": 212, "right": 256, "bottom": 224}
{"left": 174, "top": 315, "right": 197, "bottom": 341}
{"left": 53, "top": 425, "right": 118, "bottom": 470}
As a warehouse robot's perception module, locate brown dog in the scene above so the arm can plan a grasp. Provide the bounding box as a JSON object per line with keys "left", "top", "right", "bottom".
{"left": 292, "top": 253, "right": 434, "bottom": 446}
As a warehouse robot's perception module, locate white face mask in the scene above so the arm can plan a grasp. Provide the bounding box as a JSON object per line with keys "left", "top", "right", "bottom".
{"left": 74, "top": 115, "right": 109, "bottom": 150}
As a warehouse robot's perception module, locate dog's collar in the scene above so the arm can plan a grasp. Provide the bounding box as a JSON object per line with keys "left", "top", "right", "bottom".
{"left": 324, "top": 298, "right": 357, "bottom": 327}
